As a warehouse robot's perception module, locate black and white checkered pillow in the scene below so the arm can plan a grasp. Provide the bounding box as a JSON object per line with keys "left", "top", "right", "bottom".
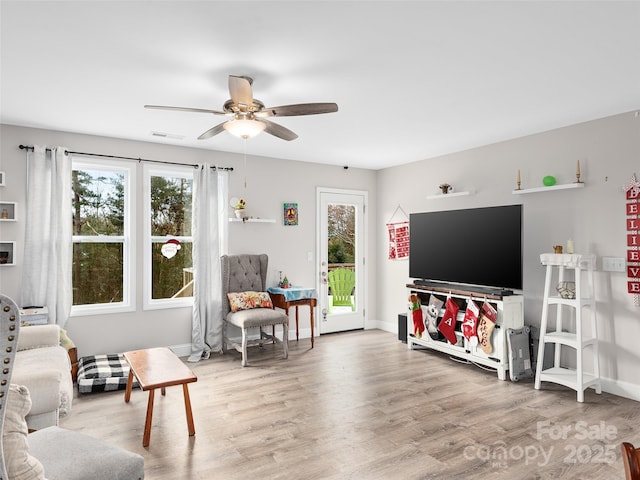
{"left": 77, "top": 354, "right": 138, "bottom": 394}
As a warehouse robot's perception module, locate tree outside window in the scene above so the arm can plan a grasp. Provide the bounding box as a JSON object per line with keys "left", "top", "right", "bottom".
{"left": 328, "top": 203, "right": 355, "bottom": 266}
{"left": 149, "top": 173, "right": 193, "bottom": 301}
{"left": 71, "top": 163, "right": 130, "bottom": 308}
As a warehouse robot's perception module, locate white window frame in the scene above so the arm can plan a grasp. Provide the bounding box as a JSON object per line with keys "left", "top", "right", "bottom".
{"left": 71, "top": 158, "right": 136, "bottom": 316}
{"left": 143, "top": 163, "right": 195, "bottom": 310}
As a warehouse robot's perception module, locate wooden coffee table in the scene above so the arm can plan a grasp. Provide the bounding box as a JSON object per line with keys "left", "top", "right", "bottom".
{"left": 123, "top": 347, "right": 197, "bottom": 447}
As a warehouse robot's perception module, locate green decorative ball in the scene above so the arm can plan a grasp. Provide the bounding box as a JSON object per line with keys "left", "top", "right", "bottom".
{"left": 543, "top": 175, "right": 556, "bottom": 186}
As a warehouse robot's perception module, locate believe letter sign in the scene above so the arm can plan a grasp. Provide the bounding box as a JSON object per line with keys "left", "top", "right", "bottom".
{"left": 625, "top": 174, "right": 640, "bottom": 300}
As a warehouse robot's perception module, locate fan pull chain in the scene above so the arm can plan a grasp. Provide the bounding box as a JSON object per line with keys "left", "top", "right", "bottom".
{"left": 243, "top": 137, "right": 248, "bottom": 189}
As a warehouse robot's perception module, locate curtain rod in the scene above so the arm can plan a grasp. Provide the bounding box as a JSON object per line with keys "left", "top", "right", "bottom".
{"left": 18, "top": 145, "right": 233, "bottom": 171}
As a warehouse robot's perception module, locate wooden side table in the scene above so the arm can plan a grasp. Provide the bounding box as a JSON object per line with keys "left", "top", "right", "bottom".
{"left": 124, "top": 347, "right": 197, "bottom": 447}
{"left": 268, "top": 287, "right": 318, "bottom": 348}
{"left": 68, "top": 347, "right": 78, "bottom": 383}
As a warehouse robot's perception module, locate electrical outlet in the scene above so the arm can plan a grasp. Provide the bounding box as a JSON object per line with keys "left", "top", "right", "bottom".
{"left": 602, "top": 256, "right": 626, "bottom": 272}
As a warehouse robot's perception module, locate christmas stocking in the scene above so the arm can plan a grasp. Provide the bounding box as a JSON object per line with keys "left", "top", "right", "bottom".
{"left": 461, "top": 297, "right": 480, "bottom": 346}
{"left": 438, "top": 297, "right": 460, "bottom": 344}
{"left": 477, "top": 301, "right": 497, "bottom": 354}
{"left": 424, "top": 294, "right": 444, "bottom": 339}
{"left": 409, "top": 294, "right": 424, "bottom": 338}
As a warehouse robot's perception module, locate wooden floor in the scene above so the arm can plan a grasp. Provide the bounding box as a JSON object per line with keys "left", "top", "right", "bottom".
{"left": 61, "top": 330, "right": 639, "bottom": 480}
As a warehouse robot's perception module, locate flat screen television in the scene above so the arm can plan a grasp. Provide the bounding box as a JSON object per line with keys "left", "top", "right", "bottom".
{"left": 409, "top": 204, "right": 523, "bottom": 293}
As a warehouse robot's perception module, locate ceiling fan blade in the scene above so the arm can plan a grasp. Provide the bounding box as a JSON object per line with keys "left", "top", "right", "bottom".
{"left": 258, "top": 119, "right": 298, "bottom": 141}
{"left": 228, "top": 75, "right": 254, "bottom": 107}
{"left": 144, "top": 104, "right": 227, "bottom": 115}
{"left": 257, "top": 102, "right": 338, "bottom": 117}
{"left": 198, "top": 122, "right": 228, "bottom": 140}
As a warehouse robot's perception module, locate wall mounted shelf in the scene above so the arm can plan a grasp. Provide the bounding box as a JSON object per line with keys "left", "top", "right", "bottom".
{"left": 228, "top": 218, "right": 276, "bottom": 223}
{"left": 0, "top": 242, "right": 16, "bottom": 266}
{"left": 426, "top": 190, "right": 474, "bottom": 200}
{"left": 0, "top": 202, "right": 17, "bottom": 221}
{"left": 512, "top": 183, "right": 584, "bottom": 195}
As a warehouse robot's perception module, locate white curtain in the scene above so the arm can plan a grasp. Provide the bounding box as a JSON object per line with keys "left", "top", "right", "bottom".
{"left": 189, "top": 166, "right": 228, "bottom": 361}
{"left": 20, "top": 146, "right": 72, "bottom": 326}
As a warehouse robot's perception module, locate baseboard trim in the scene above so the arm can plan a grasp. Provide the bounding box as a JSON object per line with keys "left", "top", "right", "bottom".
{"left": 599, "top": 377, "right": 640, "bottom": 402}
{"left": 169, "top": 343, "right": 192, "bottom": 357}
{"left": 373, "top": 319, "right": 395, "bottom": 334}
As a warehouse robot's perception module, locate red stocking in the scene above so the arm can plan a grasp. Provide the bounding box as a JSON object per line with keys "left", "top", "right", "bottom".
{"left": 412, "top": 308, "right": 424, "bottom": 337}
{"left": 409, "top": 295, "right": 424, "bottom": 338}
{"left": 438, "top": 297, "right": 460, "bottom": 344}
{"left": 462, "top": 297, "right": 479, "bottom": 345}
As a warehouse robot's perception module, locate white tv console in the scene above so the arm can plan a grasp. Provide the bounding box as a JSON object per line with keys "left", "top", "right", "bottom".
{"left": 406, "top": 283, "right": 524, "bottom": 380}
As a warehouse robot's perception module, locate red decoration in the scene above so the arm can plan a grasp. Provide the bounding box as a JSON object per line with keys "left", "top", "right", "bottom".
{"left": 387, "top": 221, "right": 409, "bottom": 260}
{"left": 627, "top": 189, "right": 640, "bottom": 200}
{"left": 628, "top": 266, "right": 640, "bottom": 278}
{"left": 624, "top": 174, "right": 640, "bottom": 304}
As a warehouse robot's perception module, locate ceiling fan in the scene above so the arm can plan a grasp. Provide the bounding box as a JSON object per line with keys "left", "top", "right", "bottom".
{"left": 145, "top": 75, "right": 338, "bottom": 141}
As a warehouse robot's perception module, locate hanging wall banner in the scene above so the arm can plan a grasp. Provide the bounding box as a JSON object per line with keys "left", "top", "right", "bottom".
{"left": 624, "top": 174, "right": 640, "bottom": 304}
{"left": 387, "top": 221, "right": 410, "bottom": 260}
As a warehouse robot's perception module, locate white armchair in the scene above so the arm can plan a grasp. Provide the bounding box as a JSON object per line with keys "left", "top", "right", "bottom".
{"left": 12, "top": 324, "right": 73, "bottom": 430}
{"left": 0, "top": 294, "right": 144, "bottom": 480}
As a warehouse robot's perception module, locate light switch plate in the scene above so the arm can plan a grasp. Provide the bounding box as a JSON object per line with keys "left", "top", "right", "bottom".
{"left": 602, "top": 257, "right": 626, "bottom": 272}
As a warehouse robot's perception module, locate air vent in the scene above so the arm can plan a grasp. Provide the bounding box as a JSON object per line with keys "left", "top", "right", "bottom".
{"left": 151, "top": 131, "right": 185, "bottom": 140}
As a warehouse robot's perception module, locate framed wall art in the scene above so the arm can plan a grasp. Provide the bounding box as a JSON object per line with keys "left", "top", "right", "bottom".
{"left": 283, "top": 202, "right": 298, "bottom": 226}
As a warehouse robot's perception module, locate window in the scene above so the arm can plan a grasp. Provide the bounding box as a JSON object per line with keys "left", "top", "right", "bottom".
{"left": 71, "top": 159, "right": 135, "bottom": 314}
{"left": 143, "top": 165, "right": 194, "bottom": 309}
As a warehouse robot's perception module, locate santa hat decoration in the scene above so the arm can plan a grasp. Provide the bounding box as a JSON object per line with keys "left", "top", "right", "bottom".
{"left": 161, "top": 238, "right": 182, "bottom": 259}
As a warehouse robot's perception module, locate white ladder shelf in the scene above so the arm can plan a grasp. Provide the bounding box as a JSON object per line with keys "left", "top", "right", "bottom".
{"left": 534, "top": 253, "right": 601, "bottom": 402}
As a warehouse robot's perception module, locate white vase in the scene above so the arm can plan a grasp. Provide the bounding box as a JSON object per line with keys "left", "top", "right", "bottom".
{"left": 234, "top": 209, "right": 244, "bottom": 219}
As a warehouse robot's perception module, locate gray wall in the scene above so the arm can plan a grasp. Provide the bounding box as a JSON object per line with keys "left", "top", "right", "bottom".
{"left": 0, "top": 124, "right": 377, "bottom": 357}
{"left": 376, "top": 110, "right": 640, "bottom": 400}
{"left": 2, "top": 111, "right": 639, "bottom": 401}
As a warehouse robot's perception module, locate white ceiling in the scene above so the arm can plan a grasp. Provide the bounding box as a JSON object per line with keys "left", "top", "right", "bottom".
{"left": 2, "top": 1, "right": 639, "bottom": 170}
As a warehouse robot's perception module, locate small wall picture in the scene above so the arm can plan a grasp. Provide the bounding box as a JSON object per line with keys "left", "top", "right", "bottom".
{"left": 0, "top": 171, "right": 5, "bottom": 186}
{"left": 283, "top": 202, "right": 298, "bottom": 226}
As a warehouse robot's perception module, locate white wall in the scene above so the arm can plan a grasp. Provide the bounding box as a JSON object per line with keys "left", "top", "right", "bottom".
{"left": 2, "top": 111, "right": 639, "bottom": 401}
{"left": 0, "top": 124, "right": 377, "bottom": 357}
{"left": 376, "top": 110, "right": 640, "bottom": 400}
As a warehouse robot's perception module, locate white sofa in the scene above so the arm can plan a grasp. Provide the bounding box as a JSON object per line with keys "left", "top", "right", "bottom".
{"left": 12, "top": 324, "right": 73, "bottom": 430}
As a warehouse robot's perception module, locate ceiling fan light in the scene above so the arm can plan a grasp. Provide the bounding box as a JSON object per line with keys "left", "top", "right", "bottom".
{"left": 223, "top": 119, "right": 266, "bottom": 139}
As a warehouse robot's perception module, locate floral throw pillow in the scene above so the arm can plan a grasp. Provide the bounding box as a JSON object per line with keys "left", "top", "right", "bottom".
{"left": 227, "top": 291, "right": 273, "bottom": 312}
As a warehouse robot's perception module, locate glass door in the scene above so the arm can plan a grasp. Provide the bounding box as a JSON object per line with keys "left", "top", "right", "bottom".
{"left": 317, "top": 188, "right": 366, "bottom": 333}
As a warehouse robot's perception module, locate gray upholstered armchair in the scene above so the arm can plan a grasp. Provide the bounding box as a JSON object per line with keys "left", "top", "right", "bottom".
{"left": 221, "top": 254, "right": 289, "bottom": 366}
{"left": 0, "top": 294, "right": 144, "bottom": 480}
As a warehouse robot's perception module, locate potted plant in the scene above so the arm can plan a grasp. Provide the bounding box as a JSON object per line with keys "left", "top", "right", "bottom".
{"left": 234, "top": 198, "right": 246, "bottom": 219}
{"left": 439, "top": 183, "right": 452, "bottom": 194}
